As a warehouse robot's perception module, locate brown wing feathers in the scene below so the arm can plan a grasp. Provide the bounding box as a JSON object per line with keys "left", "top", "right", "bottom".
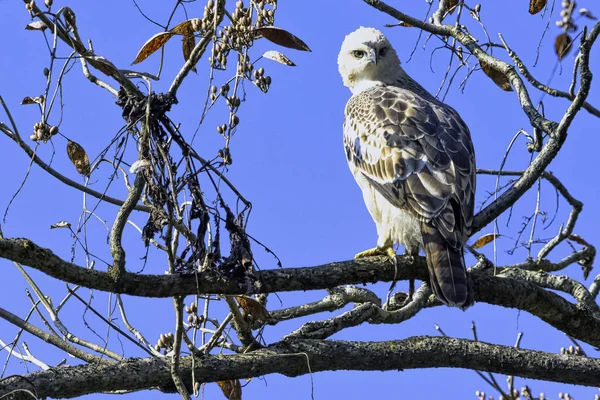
{"left": 345, "top": 85, "right": 475, "bottom": 308}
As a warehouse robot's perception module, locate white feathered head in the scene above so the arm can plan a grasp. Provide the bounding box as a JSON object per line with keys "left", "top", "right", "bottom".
{"left": 338, "top": 27, "right": 402, "bottom": 90}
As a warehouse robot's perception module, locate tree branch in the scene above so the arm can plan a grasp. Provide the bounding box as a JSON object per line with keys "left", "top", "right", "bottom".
{"left": 0, "top": 306, "right": 112, "bottom": 366}
{"left": 3, "top": 336, "right": 600, "bottom": 399}
{"left": 2, "top": 236, "right": 600, "bottom": 347}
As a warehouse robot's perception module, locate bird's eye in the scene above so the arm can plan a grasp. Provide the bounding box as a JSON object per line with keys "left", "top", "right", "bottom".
{"left": 378, "top": 47, "right": 388, "bottom": 57}
{"left": 352, "top": 50, "right": 365, "bottom": 59}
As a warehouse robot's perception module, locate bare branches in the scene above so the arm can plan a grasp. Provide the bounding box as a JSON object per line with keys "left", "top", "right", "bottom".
{"left": 109, "top": 174, "right": 145, "bottom": 280}
{"left": 477, "top": 169, "right": 590, "bottom": 263}
{"left": 0, "top": 120, "right": 151, "bottom": 212}
{"left": 29, "top": 3, "right": 142, "bottom": 98}
{"left": 2, "top": 236, "right": 599, "bottom": 347}
{"left": 284, "top": 284, "right": 431, "bottom": 340}
{"left": 4, "top": 336, "right": 600, "bottom": 398}
{"left": 171, "top": 296, "right": 191, "bottom": 400}
{"left": 0, "top": 306, "right": 112, "bottom": 366}
{"left": 499, "top": 33, "right": 600, "bottom": 118}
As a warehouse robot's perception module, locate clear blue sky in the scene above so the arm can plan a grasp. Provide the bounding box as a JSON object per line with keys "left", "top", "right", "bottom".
{"left": 1, "top": 1, "right": 599, "bottom": 398}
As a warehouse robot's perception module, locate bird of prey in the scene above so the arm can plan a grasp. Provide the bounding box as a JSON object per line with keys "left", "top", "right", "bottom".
{"left": 338, "top": 27, "right": 476, "bottom": 308}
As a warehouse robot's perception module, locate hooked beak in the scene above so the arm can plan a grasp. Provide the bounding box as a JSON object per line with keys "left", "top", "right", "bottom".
{"left": 368, "top": 48, "right": 377, "bottom": 65}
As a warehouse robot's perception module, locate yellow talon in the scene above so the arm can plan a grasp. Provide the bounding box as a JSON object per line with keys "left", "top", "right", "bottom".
{"left": 354, "top": 246, "right": 397, "bottom": 261}
{"left": 354, "top": 247, "right": 383, "bottom": 259}
{"left": 385, "top": 246, "right": 397, "bottom": 260}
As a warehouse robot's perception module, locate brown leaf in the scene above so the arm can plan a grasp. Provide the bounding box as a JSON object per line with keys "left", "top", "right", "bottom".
{"left": 170, "top": 19, "right": 193, "bottom": 35}
{"left": 529, "top": 0, "right": 547, "bottom": 14}
{"left": 217, "top": 380, "right": 242, "bottom": 400}
{"left": 568, "top": 234, "right": 590, "bottom": 247}
{"left": 262, "top": 50, "right": 296, "bottom": 66}
{"left": 25, "top": 21, "right": 48, "bottom": 31}
{"left": 66, "top": 140, "right": 91, "bottom": 177}
{"left": 182, "top": 26, "right": 197, "bottom": 72}
{"left": 447, "top": 0, "right": 459, "bottom": 14}
{"left": 132, "top": 20, "right": 196, "bottom": 65}
{"left": 21, "top": 96, "right": 43, "bottom": 105}
{"left": 235, "top": 296, "right": 270, "bottom": 326}
{"left": 472, "top": 233, "right": 501, "bottom": 249}
{"left": 554, "top": 32, "right": 572, "bottom": 60}
{"left": 480, "top": 60, "right": 512, "bottom": 91}
{"left": 253, "top": 27, "right": 311, "bottom": 51}
{"left": 132, "top": 31, "right": 175, "bottom": 65}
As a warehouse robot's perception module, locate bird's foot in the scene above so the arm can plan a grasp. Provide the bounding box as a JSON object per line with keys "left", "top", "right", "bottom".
{"left": 354, "top": 246, "right": 397, "bottom": 261}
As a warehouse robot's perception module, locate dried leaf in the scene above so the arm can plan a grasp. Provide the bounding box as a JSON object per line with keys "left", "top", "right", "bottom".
{"left": 479, "top": 60, "right": 512, "bottom": 91}
{"left": 66, "top": 140, "right": 91, "bottom": 177}
{"left": 554, "top": 32, "right": 572, "bottom": 60}
{"left": 447, "top": 0, "right": 459, "bottom": 14}
{"left": 568, "top": 234, "right": 590, "bottom": 247}
{"left": 21, "top": 96, "right": 43, "bottom": 105}
{"left": 50, "top": 221, "right": 71, "bottom": 229}
{"left": 217, "top": 380, "right": 242, "bottom": 400}
{"left": 132, "top": 20, "right": 197, "bottom": 65}
{"left": 529, "top": 0, "right": 547, "bottom": 14}
{"left": 262, "top": 50, "right": 296, "bottom": 66}
{"left": 579, "top": 8, "right": 597, "bottom": 20}
{"left": 170, "top": 19, "right": 193, "bottom": 35}
{"left": 25, "top": 21, "right": 48, "bottom": 31}
{"left": 235, "top": 296, "right": 270, "bottom": 324}
{"left": 132, "top": 31, "right": 175, "bottom": 65}
{"left": 253, "top": 27, "right": 311, "bottom": 51}
{"left": 182, "top": 26, "right": 197, "bottom": 72}
{"left": 472, "top": 233, "right": 501, "bottom": 249}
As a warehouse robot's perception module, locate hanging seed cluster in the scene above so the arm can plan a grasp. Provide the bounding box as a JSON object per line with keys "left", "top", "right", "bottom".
{"left": 30, "top": 121, "right": 58, "bottom": 142}
{"left": 155, "top": 332, "right": 175, "bottom": 353}
{"left": 185, "top": 301, "right": 205, "bottom": 327}
{"left": 206, "top": 0, "right": 277, "bottom": 166}
{"left": 556, "top": 0, "right": 577, "bottom": 31}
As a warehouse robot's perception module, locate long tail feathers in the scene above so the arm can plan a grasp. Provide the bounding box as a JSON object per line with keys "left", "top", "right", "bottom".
{"left": 420, "top": 223, "right": 474, "bottom": 309}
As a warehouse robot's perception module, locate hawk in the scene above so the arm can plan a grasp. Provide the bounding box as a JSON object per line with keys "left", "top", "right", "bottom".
{"left": 338, "top": 27, "right": 476, "bottom": 308}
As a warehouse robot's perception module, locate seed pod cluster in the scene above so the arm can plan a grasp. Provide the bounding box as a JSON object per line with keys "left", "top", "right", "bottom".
{"left": 210, "top": 82, "right": 231, "bottom": 103}
{"left": 217, "top": 147, "right": 232, "bottom": 165}
{"left": 30, "top": 122, "right": 57, "bottom": 142}
{"left": 156, "top": 332, "right": 175, "bottom": 352}
{"left": 225, "top": 95, "right": 241, "bottom": 110}
{"left": 556, "top": 0, "right": 577, "bottom": 31}
{"left": 185, "top": 302, "right": 205, "bottom": 327}
{"left": 200, "top": 0, "right": 215, "bottom": 31}
{"left": 255, "top": 0, "right": 276, "bottom": 27}
{"left": 253, "top": 66, "right": 272, "bottom": 93}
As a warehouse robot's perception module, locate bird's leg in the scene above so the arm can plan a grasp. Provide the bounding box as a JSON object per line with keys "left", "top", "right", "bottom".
{"left": 355, "top": 246, "right": 398, "bottom": 308}
{"left": 385, "top": 246, "right": 399, "bottom": 309}
{"left": 399, "top": 247, "right": 419, "bottom": 307}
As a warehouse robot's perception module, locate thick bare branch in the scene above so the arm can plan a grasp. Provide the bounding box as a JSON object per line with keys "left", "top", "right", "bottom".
{"left": 2, "top": 236, "right": 600, "bottom": 347}
{"left": 3, "top": 337, "right": 600, "bottom": 399}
